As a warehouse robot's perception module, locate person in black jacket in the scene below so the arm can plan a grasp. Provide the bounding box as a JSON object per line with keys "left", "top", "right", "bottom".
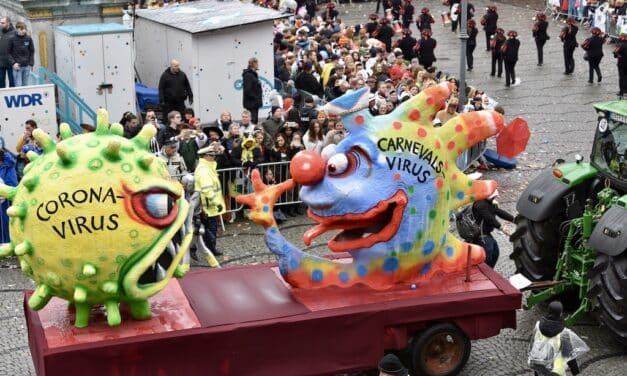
{"left": 490, "top": 28, "right": 505, "bottom": 78}
{"left": 416, "top": 29, "right": 437, "bottom": 69}
{"left": 295, "top": 61, "right": 323, "bottom": 98}
{"left": 401, "top": 0, "right": 415, "bottom": 30}
{"left": 416, "top": 7, "right": 435, "bottom": 32}
{"left": 242, "top": 57, "right": 263, "bottom": 124}
{"left": 158, "top": 59, "right": 193, "bottom": 124}
{"left": 471, "top": 190, "right": 514, "bottom": 268}
{"left": 391, "top": 0, "right": 402, "bottom": 21}
{"left": 466, "top": 19, "right": 478, "bottom": 71}
{"left": 7, "top": 22, "right": 34, "bottom": 87}
{"left": 613, "top": 30, "right": 627, "bottom": 98}
{"left": 321, "top": 2, "right": 339, "bottom": 22}
{"left": 502, "top": 30, "right": 520, "bottom": 87}
{"left": 374, "top": 18, "right": 395, "bottom": 52}
{"left": 533, "top": 13, "right": 549, "bottom": 66}
{"left": 560, "top": 17, "right": 578, "bottom": 75}
{"left": 395, "top": 28, "right": 418, "bottom": 61}
{"left": 582, "top": 27, "right": 606, "bottom": 84}
{"left": 481, "top": 5, "right": 498, "bottom": 51}
{"left": 0, "top": 17, "right": 16, "bottom": 88}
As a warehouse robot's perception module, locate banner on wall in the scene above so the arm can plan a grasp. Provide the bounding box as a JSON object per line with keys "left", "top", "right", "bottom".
{"left": 0, "top": 84, "right": 57, "bottom": 153}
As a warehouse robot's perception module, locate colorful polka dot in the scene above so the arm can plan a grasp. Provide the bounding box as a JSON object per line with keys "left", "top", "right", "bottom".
{"left": 420, "top": 262, "right": 432, "bottom": 275}
{"left": 357, "top": 264, "right": 368, "bottom": 277}
{"left": 428, "top": 209, "right": 437, "bottom": 219}
{"left": 311, "top": 269, "right": 323, "bottom": 283}
{"left": 426, "top": 96, "right": 434, "bottom": 105}
{"left": 269, "top": 227, "right": 278, "bottom": 234}
{"left": 393, "top": 173, "right": 401, "bottom": 180}
{"left": 470, "top": 195, "right": 475, "bottom": 201}
{"left": 452, "top": 173, "right": 458, "bottom": 180}
{"left": 467, "top": 181, "right": 474, "bottom": 187}
{"left": 393, "top": 121, "right": 402, "bottom": 130}
{"left": 417, "top": 128, "right": 427, "bottom": 138}
{"left": 262, "top": 205, "right": 270, "bottom": 212}
{"left": 416, "top": 231, "right": 424, "bottom": 241}
{"left": 423, "top": 240, "right": 435, "bottom": 256}
{"left": 457, "top": 191, "right": 465, "bottom": 200}
{"left": 410, "top": 207, "right": 417, "bottom": 215}
{"left": 436, "top": 178, "right": 444, "bottom": 189}
{"left": 261, "top": 196, "right": 270, "bottom": 204}
{"left": 408, "top": 186, "right": 415, "bottom": 194}
{"left": 402, "top": 242, "right": 413, "bottom": 252}
{"left": 447, "top": 141, "right": 456, "bottom": 150}
{"left": 435, "top": 140, "right": 441, "bottom": 149}
{"left": 455, "top": 124, "right": 463, "bottom": 133}
{"left": 355, "top": 115, "right": 365, "bottom": 125}
{"left": 383, "top": 257, "right": 399, "bottom": 272}
{"left": 339, "top": 272, "right": 350, "bottom": 283}
{"left": 409, "top": 109, "right": 421, "bottom": 121}
{"left": 289, "top": 258, "right": 299, "bottom": 270}
{"left": 446, "top": 246, "right": 454, "bottom": 257}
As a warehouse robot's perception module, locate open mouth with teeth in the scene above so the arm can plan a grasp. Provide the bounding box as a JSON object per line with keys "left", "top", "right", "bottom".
{"left": 304, "top": 190, "right": 408, "bottom": 253}
{"left": 121, "top": 186, "right": 191, "bottom": 300}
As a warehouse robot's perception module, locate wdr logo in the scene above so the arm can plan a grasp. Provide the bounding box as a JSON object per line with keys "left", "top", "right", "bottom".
{"left": 3, "top": 93, "right": 43, "bottom": 108}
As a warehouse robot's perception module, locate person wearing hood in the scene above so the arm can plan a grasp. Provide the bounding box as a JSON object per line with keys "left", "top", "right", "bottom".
{"left": 158, "top": 59, "right": 193, "bottom": 124}
{"left": 528, "top": 301, "right": 588, "bottom": 376}
{"left": 0, "top": 17, "right": 16, "bottom": 88}
{"left": 471, "top": 189, "right": 514, "bottom": 268}
{"left": 158, "top": 138, "right": 188, "bottom": 182}
{"left": 242, "top": 57, "right": 263, "bottom": 124}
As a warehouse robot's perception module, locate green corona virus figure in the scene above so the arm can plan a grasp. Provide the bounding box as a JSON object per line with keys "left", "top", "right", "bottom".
{"left": 0, "top": 109, "right": 192, "bottom": 328}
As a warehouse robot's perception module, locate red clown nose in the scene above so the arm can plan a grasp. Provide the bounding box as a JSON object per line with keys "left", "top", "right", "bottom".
{"left": 290, "top": 150, "right": 326, "bottom": 186}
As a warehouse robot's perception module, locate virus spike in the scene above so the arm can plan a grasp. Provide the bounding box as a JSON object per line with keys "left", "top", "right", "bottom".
{"left": 138, "top": 154, "right": 155, "bottom": 170}
{"left": 23, "top": 163, "right": 35, "bottom": 175}
{"left": 129, "top": 300, "right": 151, "bottom": 320}
{"left": 26, "top": 151, "right": 39, "bottom": 162}
{"left": 6, "top": 204, "right": 26, "bottom": 218}
{"left": 59, "top": 123, "right": 74, "bottom": 140}
{"left": 132, "top": 124, "right": 157, "bottom": 149}
{"left": 46, "top": 271, "right": 61, "bottom": 287}
{"left": 96, "top": 108, "right": 110, "bottom": 135}
{"left": 0, "top": 184, "right": 17, "bottom": 201}
{"left": 439, "top": 111, "right": 505, "bottom": 159}
{"left": 81, "top": 263, "right": 97, "bottom": 277}
{"left": 100, "top": 281, "right": 118, "bottom": 295}
{"left": 110, "top": 123, "right": 124, "bottom": 137}
{"left": 22, "top": 175, "right": 39, "bottom": 192}
{"left": 28, "top": 284, "right": 52, "bottom": 311}
{"left": 74, "top": 302, "right": 91, "bottom": 328}
{"left": 32, "top": 128, "right": 55, "bottom": 153}
{"left": 0, "top": 243, "right": 14, "bottom": 257}
{"left": 103, "top": 139, "right": 121, "bottom": 160}
{"left": 14, "top": 241, "right": 32, "bottom": 256}
{"left": 56, "top": 142, "right": 73, "bottom": 165}
{"left": 19, "top": 259, "right": 33, "bottom": 275}
{"left": 73, "top": 286, "right": 88, "bottom": 303}
{"left": 105, "top": 300, "right": 122, "bottom": 326}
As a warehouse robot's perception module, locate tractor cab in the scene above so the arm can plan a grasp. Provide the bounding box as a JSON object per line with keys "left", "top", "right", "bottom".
{"left": 591, "top": 101, "right": 627, "bottom": 191}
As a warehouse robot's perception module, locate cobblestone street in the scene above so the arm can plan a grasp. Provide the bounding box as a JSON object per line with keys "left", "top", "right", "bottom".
{"left": 1, "top": 1, "right": 626, "bottom": 375}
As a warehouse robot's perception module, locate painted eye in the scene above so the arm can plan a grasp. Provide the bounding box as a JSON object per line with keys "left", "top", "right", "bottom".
{"left": 327, "top": 152, "right": 357, "bottom": 177}
{"left": 130, "top": 188, "right": 179, "bottom": 229}
{"left": 321, "top": 144, "right": 337, "bottom": 162}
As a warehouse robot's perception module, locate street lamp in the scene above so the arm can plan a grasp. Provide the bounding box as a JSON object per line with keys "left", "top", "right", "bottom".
{"left": 458, "top": 0, "right": 468, "bottom": 109}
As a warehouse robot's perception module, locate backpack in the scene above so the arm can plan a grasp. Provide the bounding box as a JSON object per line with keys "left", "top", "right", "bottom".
{"left": 455, "top": 205, "right": 482, "bottom": 242}
{"left": 528, "top": 323, "right": 560, "bottom": 373}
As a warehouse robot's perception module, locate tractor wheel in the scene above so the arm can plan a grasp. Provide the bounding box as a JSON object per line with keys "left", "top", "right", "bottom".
{"left": 510, "top": 215, "right": 563, "bottom": 281}
{"left": 411, "top": 323, "right": 471, "bottom": 376}
{"left": 588, "top": 252, "right": 627, "bottom": 346}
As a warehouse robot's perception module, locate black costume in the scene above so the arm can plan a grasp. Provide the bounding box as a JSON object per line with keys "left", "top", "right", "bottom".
{"left": 561, "top": 22, "right": 578, "bottom": 75}
{"left": 613, "top": 37, "right": 627, "bottom": 97}
{"left": 416, "top": 33, "right": 436, "bottom": 69}
{"left": 416, "top": 10, "right": 435, "bottom": 32}
{"left": 402, "top": 2, "right": 415, "bottom": 29}
{"left": 482, "top": 8, "right": 498, "bottom": 51}
{"left": 490, "top": 30, "right": 505, "bottom": 77}
{"left": 466, "top": 23, "right": 478, "bottom": 71}
{"left": 502, "top": 33, "right": 520, "bottom": 87}
{"left": 582, "top": 30, "right": 606, "bottom": 83}
{"left": 533, "top": 16, "right": 549, "bottom": 66}
{"left": 396, "top": 33, "right": 418, "bottom": 61}
{"left": 374, "top": 21, "right": 395, "bottom": 52}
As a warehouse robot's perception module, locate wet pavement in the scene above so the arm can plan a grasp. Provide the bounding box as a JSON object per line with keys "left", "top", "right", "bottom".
{"left": 1, "top": 1, "right": 626, "bottom": 375}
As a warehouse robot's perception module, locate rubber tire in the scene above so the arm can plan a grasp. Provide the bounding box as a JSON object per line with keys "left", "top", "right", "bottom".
{"left": 411, "top": 323, "right": 471, "bottom": 376}
{"left": 510, "top": 215, "right": 563, "bottom": 281}
{"left": 588, "top": 252, "right": 627, "bottom": 346}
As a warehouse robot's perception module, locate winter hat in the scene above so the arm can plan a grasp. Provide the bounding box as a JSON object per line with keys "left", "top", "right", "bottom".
{"left": 547, "top": 301, "right": 563, "bottom": 321}
{"left": 378, "top": 354, "right": 408, "bottom": 376}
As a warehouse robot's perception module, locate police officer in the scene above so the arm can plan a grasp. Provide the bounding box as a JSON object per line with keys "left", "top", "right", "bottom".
{"left": 533, "top": 13, "right": 549, "bottom": 66}
{"left": 490, "top": 28, "right": 506, "bottom": 78}
{"left": 481, "top": 5, "right": 499, "bottom": 51}
{"left": 416, "top": 7, "right": 435, "bottom": 32}
{"left": 613, "top": 28, "right": 627, "bottom": 98}
{"left": 395, "top": 28, "right": 418, "bottom": 61}
{"left": 416, "top": 29, "right": 437, "bottom": 69}
{"left": 467, "top": 19, "right": 478, "bottom": 71}
{"left": 560, "top": 17, "right": 578, "bottom": 75}
{"left": 502, "top": 30, "right": 520, "bottom": 87}
{"left": 401, "top": 0, "right": 415, "bottom": 30}
{"left": 582, "top": 27, "right": 606, "bottom": 84}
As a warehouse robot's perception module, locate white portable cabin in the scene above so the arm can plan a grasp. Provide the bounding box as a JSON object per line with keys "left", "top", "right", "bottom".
{"left": 54, "top": 23, "right": 135, "bottom": 123}
{"left": 134, "top": 0, "right": 284, "bottom": 123}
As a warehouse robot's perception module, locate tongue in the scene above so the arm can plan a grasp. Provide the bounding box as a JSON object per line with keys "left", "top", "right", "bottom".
{"left": 304, "top": 223, "right": 330, "bottom": 246}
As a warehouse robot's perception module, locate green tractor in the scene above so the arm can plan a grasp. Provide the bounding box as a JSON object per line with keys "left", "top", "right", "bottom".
{"left": 511, "top": 100, "right": 627, "bottom": 346}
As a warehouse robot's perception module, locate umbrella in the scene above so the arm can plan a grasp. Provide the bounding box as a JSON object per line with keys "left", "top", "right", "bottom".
{"left": 496, "top": 117, "right": 530, "bottom": 159}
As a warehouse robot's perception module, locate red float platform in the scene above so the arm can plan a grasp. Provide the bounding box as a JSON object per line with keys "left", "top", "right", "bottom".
{"left": 25, "top": 263, "right": 521, "bottom": 376}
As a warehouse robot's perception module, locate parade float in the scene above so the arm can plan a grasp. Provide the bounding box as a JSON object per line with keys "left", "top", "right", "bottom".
{"left": 5, "top": 85, "right": 521, "bottom": 376}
